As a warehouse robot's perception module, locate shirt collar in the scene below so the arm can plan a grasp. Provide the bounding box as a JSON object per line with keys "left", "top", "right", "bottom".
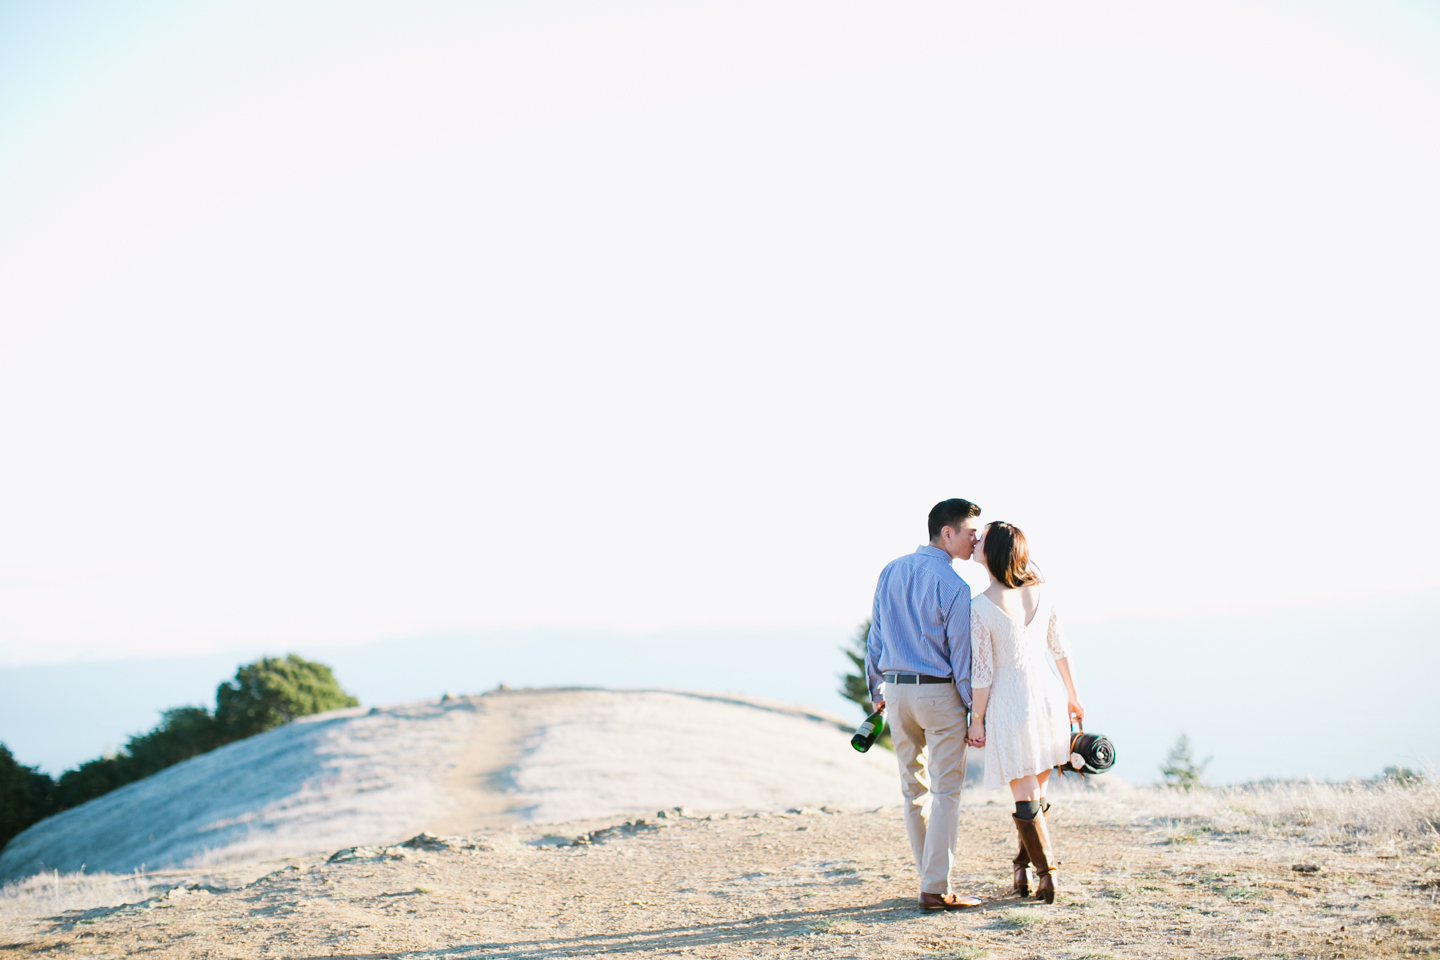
{"left": 916, "top": 544, "right": 953, "bottom": 565}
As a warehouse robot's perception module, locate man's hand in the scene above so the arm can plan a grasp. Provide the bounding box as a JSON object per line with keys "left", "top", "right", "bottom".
{"left": 872, "top": 700, "right": 885, "bottom": 713}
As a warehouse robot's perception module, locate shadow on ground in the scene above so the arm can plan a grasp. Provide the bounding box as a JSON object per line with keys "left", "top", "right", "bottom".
{"left": 284, "top": 896, "right": 1029, "bottom": 959}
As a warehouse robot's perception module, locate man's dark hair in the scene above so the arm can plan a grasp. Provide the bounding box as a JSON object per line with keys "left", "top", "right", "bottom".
{"left": 928, "top": 498, "right": 981, "bottom": 540}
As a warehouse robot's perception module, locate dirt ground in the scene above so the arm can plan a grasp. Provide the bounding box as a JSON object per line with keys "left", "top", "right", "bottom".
{"left": 2, "top": 799, "right": 1437, "bottom": 960}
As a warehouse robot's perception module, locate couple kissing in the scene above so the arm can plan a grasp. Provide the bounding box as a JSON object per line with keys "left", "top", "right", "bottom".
{"left": 865, "top": 498, "right": 1085, "bottom": 910}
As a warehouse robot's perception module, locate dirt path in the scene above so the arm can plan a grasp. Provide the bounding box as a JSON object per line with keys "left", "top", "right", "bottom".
{"left": 3, "top": 800, "right": 1436, "bottom": 959}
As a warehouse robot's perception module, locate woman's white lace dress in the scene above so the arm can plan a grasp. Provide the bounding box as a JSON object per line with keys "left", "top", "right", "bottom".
{"left": 971, "top": 592, "right": 1072, "bottom": 788}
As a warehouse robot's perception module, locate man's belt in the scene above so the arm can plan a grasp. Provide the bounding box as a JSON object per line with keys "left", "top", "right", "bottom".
{"left": 883, "top": 672, "right": 952, "bottom": 684}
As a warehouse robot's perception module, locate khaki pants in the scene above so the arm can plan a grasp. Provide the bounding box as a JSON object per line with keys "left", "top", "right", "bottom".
{"left": 885, "top": 681, "right": 969, "bottom": 895}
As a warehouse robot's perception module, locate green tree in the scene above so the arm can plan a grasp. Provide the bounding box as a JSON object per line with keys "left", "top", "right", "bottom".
{"left": 215, "top": 654, "right": 359, "bottom": 740}
{"left": 0, "top": 743, "right": 57, "bottom": 850}
{"left": 838, "top": 619, "right": 891, "bottom": 751}
{"left": 838, "top": 619, "right": 873, "bottom": 715}
{"left": 1160, "top": 733, "right": 1211, "bottom": 791}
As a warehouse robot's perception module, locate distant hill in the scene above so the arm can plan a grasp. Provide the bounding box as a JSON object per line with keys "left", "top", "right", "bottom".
{"left": 0, "top": 688, "right": 897, "bottom": 880}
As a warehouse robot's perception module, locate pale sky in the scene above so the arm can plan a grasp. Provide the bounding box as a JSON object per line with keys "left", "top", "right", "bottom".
{"left": 2, "top": 1, "right": 1438, "bottom": 666}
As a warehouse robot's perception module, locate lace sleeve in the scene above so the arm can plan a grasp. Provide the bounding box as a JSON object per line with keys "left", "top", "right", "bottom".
{"left": 970, "top": 607, "right": 993, "bottom": 688}
{"left": 1046, "top": 606, "right": 1070, "bottom": 659}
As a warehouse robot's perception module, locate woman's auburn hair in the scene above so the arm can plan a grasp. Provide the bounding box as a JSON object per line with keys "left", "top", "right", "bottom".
{"left": 982, "top": 521, "right": 1044, "bottom": 589}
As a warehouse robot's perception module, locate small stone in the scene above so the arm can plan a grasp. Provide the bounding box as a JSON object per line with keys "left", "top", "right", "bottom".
{"left": 400, "top": 832, "right": 452, "bottom": 851}
{"left": 1293, "top": 863, "right": 1322, "bottom": 874}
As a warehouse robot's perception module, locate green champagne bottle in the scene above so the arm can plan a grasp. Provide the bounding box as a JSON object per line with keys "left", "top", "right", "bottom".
{"left": 850, "top": 709, "right": 885, "bottom": 753}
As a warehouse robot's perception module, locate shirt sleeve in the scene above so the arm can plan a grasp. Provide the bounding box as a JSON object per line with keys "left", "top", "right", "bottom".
{"left": 969, "top": 606, "right": 994, "bottom": 688}
{"left": 1046, "top": 606, "right": 1071, "bottom": 659}
{"left": 865, "top": 603, "right": 884, "bottom": 703}
{"left": 945, "top": 580, "right": 973, "bottom": 708}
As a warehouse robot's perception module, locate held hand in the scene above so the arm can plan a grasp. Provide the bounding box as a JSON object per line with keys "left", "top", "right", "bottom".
{"left": 872, "top": 700, "right": 885, "bottom": 713}
{"left": 1068, "top": 698, "right": 1085, "bottom": 722}
{"left": 965, "top": 720, "right": 985, "bottom": 747}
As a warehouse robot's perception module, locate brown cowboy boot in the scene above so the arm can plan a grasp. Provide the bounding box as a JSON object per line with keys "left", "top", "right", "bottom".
{"left": 1011, "top": 823, "right": 1030, "bottom": 897}
{"left": 1011, "top": 802, "right": 1052, "bottom": 896}
{"left": 1013, "top": 813, "right": 1056, "bottom": 904}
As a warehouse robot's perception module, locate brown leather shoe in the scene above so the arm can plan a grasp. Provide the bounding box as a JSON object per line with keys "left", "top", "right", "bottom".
{"left": 918, "top": 892, "right": 983, "bottom": 911}
{"left": 1013, "top": 814, "right": 1056, "bottom": 904}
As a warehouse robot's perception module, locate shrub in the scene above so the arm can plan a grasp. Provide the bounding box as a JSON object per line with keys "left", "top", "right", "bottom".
{"left": 1161, "top": 733, "right": 1211, "bottom": 791}
{"left": 123, "top": 706, "right": 225, "bottom": 778}
{"left": 52, "top": 755, "right": 129, "bottom": 810}
{"left": 0, "top": 744, "right": 56, "bottom": 850}
{"left": 214, "top": 655, "right": 359, "bottom": 740}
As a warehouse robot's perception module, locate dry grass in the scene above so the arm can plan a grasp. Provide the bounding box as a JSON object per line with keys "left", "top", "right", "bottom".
{"left": 1121, "top": 777, "right": 1440, "bottom": 850}
{"left": 0, "top": 869, "right": 161, "bottom": 929}
{"left": 991, "top": 907, "right": 1046, "bottom": 929}
{"left": 928, "top": 947, "right": 988, "bottom": 959}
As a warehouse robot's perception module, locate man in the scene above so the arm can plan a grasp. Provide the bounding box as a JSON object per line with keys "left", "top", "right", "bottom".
{"left": 865, "top": 498, "right": 983, "bottom": 910}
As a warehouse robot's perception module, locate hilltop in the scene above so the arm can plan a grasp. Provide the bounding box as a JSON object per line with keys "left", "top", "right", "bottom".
{"left": 0, "top": 687, "right": 896, "bottom": 880}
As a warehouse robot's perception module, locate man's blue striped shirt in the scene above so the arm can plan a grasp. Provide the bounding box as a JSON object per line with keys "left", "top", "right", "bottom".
{"left": 864, "top": 544, "right": 973, "bottom": 708}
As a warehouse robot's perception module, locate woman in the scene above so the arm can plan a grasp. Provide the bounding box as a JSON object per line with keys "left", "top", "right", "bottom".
{"left": 965, "top": 521, "right": 1084, "bottom": 905}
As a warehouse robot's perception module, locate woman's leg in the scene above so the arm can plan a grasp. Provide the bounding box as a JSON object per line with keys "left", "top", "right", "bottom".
{"left": 1007, "top": 776, "right": 1040, "bottom": 896}
{"left": 1010, "top": 773, "right": 1057, "bottom": 903}
{"left": 1035, "top": 769, "right": 1050, "bottom": 808}
{"left": 1009, "top": 775, "right": 1041, "bottom": 802}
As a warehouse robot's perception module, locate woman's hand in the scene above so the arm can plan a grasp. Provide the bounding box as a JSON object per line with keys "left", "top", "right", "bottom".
{"left": 965, "top": 718, "right": 986, "bottom": 747}
{"left": 1068, "top": 697, "right": 1086, "bottom": 722}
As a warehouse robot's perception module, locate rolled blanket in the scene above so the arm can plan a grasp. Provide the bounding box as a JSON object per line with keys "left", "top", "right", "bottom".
{"left": 1066, "top": 730, "right": 1116, "bottom": 775}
